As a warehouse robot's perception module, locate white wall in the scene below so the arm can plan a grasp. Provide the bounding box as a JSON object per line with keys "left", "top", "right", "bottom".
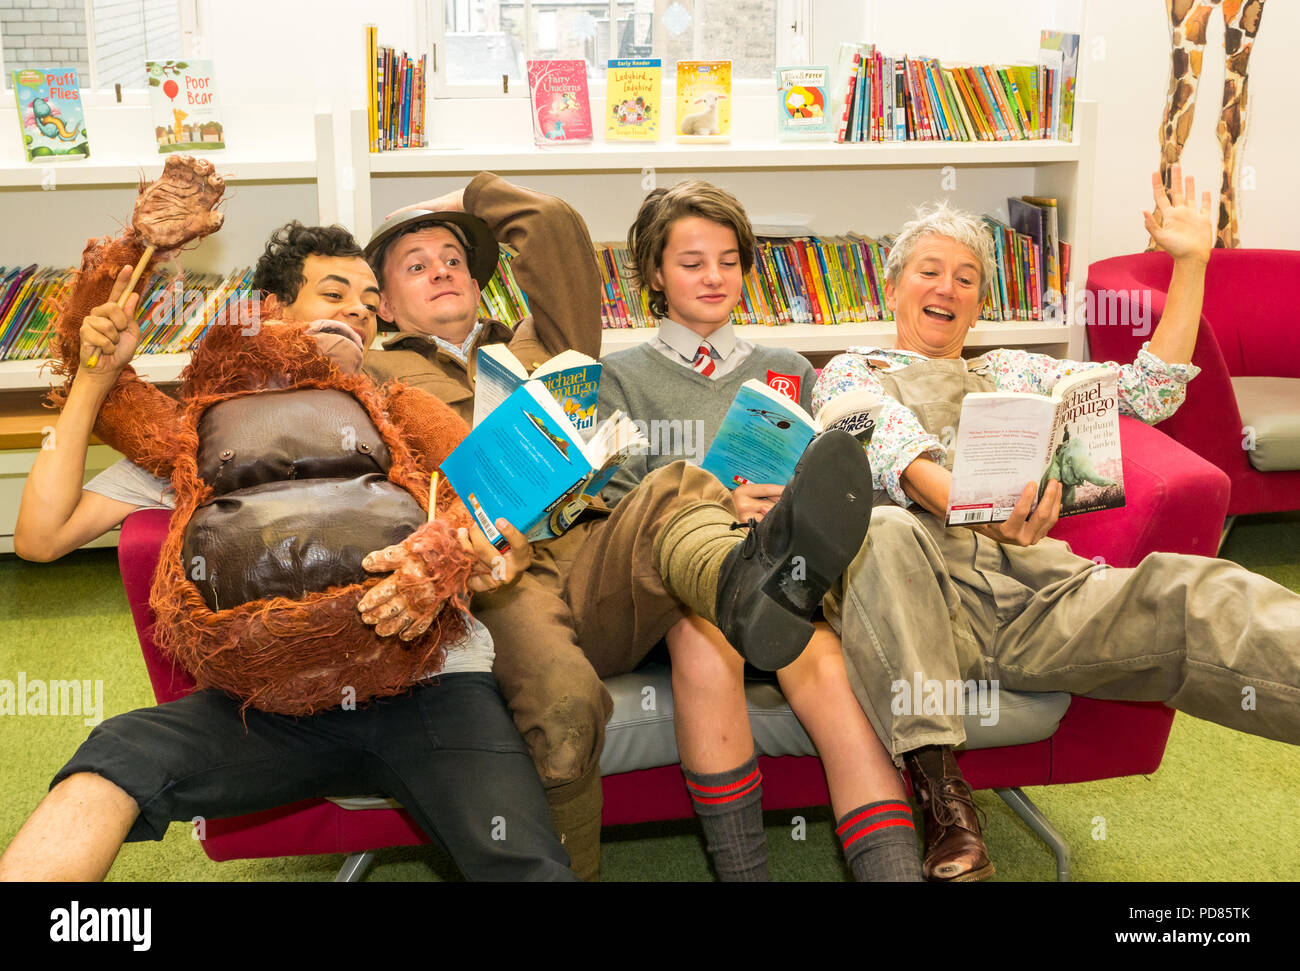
{"left": 1081, "top": 0, "right": 1299, "bottom": 259}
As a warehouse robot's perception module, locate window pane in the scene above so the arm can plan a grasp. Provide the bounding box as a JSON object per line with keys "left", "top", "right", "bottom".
{"left": 528, "top": 3, "right": 615, "bottom": 79}
{"left": 652, "top": 0, "right": 775, "bottom": 80}
{"left": 1, "top": 3, "right": 91, "bottom": 83}
{"left": 444, "top": 0, "right": 528, "bottom": 86}
{"left": 91, "top": 0, "right": 182, "bottom": 89}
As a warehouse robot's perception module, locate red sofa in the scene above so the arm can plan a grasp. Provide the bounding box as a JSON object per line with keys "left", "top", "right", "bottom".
{"left": 116, "top": 405, "right": 1229, "bottom": 879}
{"left": 1087, "top": 249, "right": 1300, "bottom": 518}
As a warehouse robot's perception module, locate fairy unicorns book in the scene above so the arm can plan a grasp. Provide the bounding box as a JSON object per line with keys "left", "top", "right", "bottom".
{"left": 12, "top": 68, "right": 90, "bottom": 161}
{"left": 526, "top": 60, "right": 593, "bottom": 147}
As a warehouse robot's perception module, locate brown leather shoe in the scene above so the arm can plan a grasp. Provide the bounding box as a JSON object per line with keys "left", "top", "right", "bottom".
{"left": 905, "top": 747, "right": 994, "bottom": 882}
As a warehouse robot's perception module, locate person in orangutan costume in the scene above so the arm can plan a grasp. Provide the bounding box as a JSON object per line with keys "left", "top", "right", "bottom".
{"left": 0, "top": 156, "right": 576, "bottom": 880}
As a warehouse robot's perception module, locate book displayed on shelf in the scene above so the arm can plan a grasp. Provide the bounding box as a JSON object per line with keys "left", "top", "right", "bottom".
{"left": 366, "top": 25, "right": 427, "bottom": 151}
{"left": 606, "top": 58, "right": 661, "bottom": 141}
{"left": 946, "top": 368, "right": 1124, "bottom": 525}
{"left": 776, "top": 66, "right": 832, "bottom": 139}
{"left": 12, "top": 67, "right": 89, "bottom": 161}
{"left": 676, "top": 60, "right": 731, "bottom": 142}
{"left": 1039, "top": 30, "right": 1080, "bottom": 140}
{"left": 701, "top": 381, "right": 882, "bottom": 487}
{"left": 146, "top": 60, "right": 225, "bottom": 153}
{"left": 441, "top": 380, "right": 645, "bottom": 547}
{"left": 473, "top": 346, "right": 601, "bottom": 441}
{"left": 527, "top": 60, "right": 593, "bottom": 146}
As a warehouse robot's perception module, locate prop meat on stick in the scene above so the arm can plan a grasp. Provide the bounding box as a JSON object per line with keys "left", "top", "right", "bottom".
{"left": 83, "top": 155, "right": 226, "bottom": 367}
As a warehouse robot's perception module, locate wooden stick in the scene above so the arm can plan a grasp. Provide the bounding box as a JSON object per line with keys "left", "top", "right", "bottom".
{"left": 85, "top": 243, "right": 155, "bottom": 369}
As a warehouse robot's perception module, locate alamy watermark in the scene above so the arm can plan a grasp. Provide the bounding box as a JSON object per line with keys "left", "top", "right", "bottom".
{"left": 891, "top": 674, "right": 1000, "bottom": 727}
{"left": 0, "top": 672, "right": 104, "bottom": 726}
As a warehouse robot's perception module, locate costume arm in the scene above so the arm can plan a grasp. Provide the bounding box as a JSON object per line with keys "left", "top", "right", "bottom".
{"left": 979, "top": 346, "right": 1200, "bottom": 425}
{"left": 813, "top": 351, "right": 946, "bottom": 507}
{"left": 48, "top": 230, "right": 182, "bottom": 478}
{"left": 382, "top": 382, "right": 471, "bottom": 471}
{"left": 464, "top": 171, "right": 603, "bottom": 363}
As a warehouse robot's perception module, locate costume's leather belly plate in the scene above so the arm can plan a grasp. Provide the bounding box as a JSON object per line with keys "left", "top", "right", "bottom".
{"left": 182, "top": 475, "right": 424, "bottom": 612}
{"left": 197, "top": 388, "right": 392, "bottom": 495}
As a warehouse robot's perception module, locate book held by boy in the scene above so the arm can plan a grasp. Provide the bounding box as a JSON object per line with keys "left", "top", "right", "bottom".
{"left": 474, "top": 345, "right": 601, "bottom": 441}
{"left": 441, "top": 381, "right": 645, "bottom": 548}
{"left": 946, "top": 369, "right": 1125, "bottom": 525}
{"left": 12, "top": 68, "right": 89, "bottom": 161}
{"left": 147, "top": 60, "right": 225, "bottom": 153}
{"left": 702, "top": 380, "right": 882, "bottom": 487}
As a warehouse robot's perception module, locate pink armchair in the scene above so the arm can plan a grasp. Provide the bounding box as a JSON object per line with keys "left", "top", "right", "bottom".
{"left": 1087, "top": 249, "right": 1300, "bottom": 519}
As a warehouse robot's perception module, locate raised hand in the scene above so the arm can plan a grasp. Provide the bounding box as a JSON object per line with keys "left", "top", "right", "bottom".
{"left": 79, "top": 265, "right": 142, "bottom": 378}
{"left": 131, "top": 155, "right": 226, "bottom": 250}
{"left": 1144, "top": 164, "right": 1214, "bottom": 263}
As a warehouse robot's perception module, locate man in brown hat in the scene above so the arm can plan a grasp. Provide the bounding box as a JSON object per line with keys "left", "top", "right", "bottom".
{"left": 363, "top": 175, "right": 877, "bottom": 881}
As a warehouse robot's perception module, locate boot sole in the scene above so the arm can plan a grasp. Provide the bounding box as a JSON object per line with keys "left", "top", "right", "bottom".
{"left": 735, "top": 431, "right": 873, "bottom": 670}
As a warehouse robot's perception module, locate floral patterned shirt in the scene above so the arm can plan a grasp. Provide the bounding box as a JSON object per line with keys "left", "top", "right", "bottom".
{"left": 811, "top": 343, "right": 1200, "bottom": 508}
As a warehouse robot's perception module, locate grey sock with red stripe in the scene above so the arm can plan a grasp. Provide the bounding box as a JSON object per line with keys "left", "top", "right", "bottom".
{"left": 836, "top": 800, "right": 924, "bottom": 882}
{"left": 683, "top": 756, "right": 769, "bottom": 882}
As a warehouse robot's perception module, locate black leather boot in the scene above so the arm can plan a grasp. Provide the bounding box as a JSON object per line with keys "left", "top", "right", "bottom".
{"left": 714, "top": 429, "right": 873, "bottom": 670}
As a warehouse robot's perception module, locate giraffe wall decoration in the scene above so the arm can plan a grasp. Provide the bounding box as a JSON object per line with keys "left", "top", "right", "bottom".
{"left": 1158, "top": 0, "right": 1266, "bottom": 248}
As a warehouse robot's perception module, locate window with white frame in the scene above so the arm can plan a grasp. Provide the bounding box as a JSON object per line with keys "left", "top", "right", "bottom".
{"left": 439, "top": 0, "right": 804, "bottom": 94}
{"left": 1, "top": 0, "right": 190, "bottom": 90}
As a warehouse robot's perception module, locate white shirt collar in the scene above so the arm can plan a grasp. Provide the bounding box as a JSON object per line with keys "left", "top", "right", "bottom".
{"left": 657, "top": 318, "right": 738, "bottom": 362}
{"left": 427, "top": 320, "right": 484, "bottom": 363}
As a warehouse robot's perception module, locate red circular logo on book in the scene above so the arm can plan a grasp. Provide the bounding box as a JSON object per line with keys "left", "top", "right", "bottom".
{"left": 766, "top": 371, "right": 801, "bottom": 402}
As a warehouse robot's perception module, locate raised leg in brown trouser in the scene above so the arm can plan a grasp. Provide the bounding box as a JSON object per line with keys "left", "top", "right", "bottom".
{"left": 563, "top": 461, "right": 737, "bottom": 678}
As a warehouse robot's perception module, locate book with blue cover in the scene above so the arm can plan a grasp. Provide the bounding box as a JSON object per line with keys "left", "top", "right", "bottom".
{"left": 473, "top": 345, "right": 601, "bottom": 441}
{"left": 701, "top": 380, "right": 882, "bottom": 488}
{"left": 444, "top": 380, "right": 644, "bottom": 548}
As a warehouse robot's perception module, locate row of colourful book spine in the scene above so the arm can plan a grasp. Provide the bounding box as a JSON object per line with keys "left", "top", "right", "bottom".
{"left": 980, "top": 220, "right": 1072, "bottom": 323}
{"left": 0, "top": 266, "right": 256, "bottom": 361}
{"left": 837, "top": 48, "right": 1067, "bottom": 143}
{"left": 368, "top": 28, "right": 427, "bottom": 152}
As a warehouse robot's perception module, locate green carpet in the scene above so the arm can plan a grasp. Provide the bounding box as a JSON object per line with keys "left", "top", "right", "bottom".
{"left": 1, "top": 512, "right": 1297, "bottom": 881}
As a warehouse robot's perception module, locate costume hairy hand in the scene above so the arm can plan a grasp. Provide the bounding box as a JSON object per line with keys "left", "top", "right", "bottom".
{"left": 50, "top": 158, "right": 477, "bottom": 715}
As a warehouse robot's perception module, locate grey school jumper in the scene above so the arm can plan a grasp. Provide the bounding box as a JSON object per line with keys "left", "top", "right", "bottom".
{"left": 597, "top": 341, "right": 817, "bottom": 506}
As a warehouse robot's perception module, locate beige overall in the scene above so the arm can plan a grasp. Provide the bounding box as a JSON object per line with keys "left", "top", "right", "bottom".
{"left": 823, "top": 357, "right": 1300, "bottom": 759}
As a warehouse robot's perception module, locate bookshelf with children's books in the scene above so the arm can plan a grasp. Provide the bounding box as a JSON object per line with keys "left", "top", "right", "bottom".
{"left": 0, "top": 106, "right": 345, "bottom": 553}
{"left": 352, "top": 99, "right": 1095, "bottom": 365}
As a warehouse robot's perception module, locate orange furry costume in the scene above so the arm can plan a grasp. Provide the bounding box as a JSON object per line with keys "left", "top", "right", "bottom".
{"left": 49, "top": 172, "right": 476, "bottom": 716}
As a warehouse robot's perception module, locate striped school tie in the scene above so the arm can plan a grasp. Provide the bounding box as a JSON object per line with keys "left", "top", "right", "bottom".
{"left": 692, "top": 341, "right": 716, "bottom": 377}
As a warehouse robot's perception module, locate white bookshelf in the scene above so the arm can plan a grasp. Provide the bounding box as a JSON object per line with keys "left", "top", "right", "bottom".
{"left": 352, "top": 101, "right": 1095, "bottom": 362}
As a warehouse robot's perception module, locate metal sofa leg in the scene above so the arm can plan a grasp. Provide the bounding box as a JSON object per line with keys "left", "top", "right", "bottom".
{"left": 994, "top": 787, "right": 1071, "bottom": 882}
{"left": 333, "top": 851, "right": 376, "bottom": 882}
{"left": 1218, "top": 516, "right": 1237, "bottom": 555}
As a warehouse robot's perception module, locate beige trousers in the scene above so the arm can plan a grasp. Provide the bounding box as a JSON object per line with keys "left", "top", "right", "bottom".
{"left": 825, "top": 504, "right": 1300, "bottom": 758}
